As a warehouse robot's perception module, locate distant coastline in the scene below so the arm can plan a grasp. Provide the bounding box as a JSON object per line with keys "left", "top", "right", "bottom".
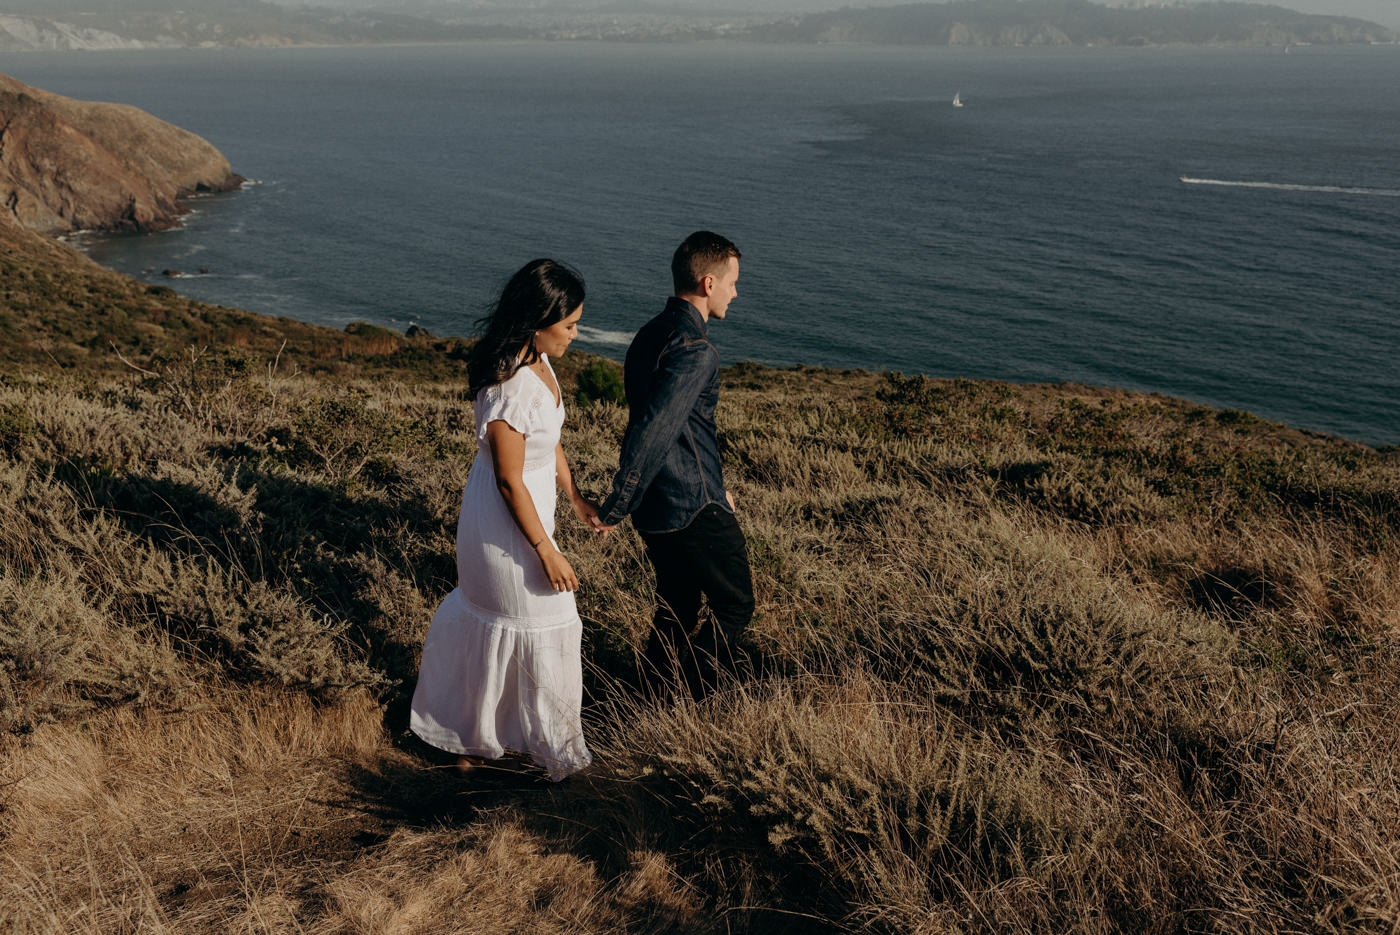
{"left": 17, "top": 41, "right": 1398, "bottom": 447}
{"left": 2, "top": 0, "right": 1395, "bottom": 52}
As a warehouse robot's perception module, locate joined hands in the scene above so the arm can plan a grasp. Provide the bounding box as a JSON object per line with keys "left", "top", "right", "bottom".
{"left": 573, "top": 497, "right": 615, "bottom": 536}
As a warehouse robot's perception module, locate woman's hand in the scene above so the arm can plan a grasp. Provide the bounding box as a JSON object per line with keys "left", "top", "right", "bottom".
{"left": 537, "top": 544, "right": 579, "bottom": 592}
{"left": 573, "top": 497, "right": 609, "bottom": 535}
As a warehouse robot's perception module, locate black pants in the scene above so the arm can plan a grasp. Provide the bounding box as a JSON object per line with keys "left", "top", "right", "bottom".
{"left": 638, "top": 503, "right": 755, "bottom": 699}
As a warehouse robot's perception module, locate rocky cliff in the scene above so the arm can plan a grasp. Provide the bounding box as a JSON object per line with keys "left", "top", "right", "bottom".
{"left": 0, "top": 72, "right": 242, "bottom": 236}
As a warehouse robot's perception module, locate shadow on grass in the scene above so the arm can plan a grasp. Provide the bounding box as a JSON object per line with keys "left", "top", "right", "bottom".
{"left": 341, "top": 718, "right": 832, "bottom": 935}
{"left": 51, "top": 453, "right": 456, "bottom": 683}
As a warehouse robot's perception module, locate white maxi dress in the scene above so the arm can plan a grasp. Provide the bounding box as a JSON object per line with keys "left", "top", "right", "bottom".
{"left": 410, "top": 356, "right": 591, "bottom": 780}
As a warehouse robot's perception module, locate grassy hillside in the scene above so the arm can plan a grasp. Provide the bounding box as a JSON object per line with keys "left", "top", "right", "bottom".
{"left": 2, "top": 230, "right": 1399, "bottom": 932}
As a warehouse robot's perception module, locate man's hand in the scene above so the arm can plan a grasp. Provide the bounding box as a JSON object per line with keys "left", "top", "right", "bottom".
{"left": 726, "top": 490, "right": 736, "bottom": 511}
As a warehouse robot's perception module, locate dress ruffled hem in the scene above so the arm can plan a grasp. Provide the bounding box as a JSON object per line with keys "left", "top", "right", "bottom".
{"left": 410, "top": 587, "right": 591, "bottom": 781}
{"left": 407, "top": 727, "right": 590, "bottom": 782}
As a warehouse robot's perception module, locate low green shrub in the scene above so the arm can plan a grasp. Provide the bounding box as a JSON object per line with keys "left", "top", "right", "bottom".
{"left": 575, "top": 357, "right": 625, "bottom": 407}
{"left": 0, "top": 402, "right": 36, "bottom": 454}
{"left": 344, "top": 321, "right": 403, "bottom": 340}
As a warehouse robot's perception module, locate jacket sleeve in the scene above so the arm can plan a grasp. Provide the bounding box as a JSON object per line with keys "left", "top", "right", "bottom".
{"left": 598, "top": 339, "right": 715, "bottom": 526}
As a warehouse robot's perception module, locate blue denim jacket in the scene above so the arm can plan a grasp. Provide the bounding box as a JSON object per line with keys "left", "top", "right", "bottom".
{"left": 598, "top": 298, "right": 730, "bottom": 534}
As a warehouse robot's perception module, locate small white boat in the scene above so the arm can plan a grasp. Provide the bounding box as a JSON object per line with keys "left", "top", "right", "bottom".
{"left": 953, "top": 91, "right": 964, "bottom": 108}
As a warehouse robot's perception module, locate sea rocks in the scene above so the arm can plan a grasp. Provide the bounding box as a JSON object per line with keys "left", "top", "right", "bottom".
{"left": 0, "top": 72, "right": 243, "bottom": 236}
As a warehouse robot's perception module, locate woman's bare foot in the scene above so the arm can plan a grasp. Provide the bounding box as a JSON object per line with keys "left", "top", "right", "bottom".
{"left": 455, "top": 754, "right": 487, "bottom": 774}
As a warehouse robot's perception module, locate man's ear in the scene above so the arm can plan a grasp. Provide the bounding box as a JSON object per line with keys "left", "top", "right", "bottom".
{"left": 699, "top": 273, "right": 716, "bottom": 296}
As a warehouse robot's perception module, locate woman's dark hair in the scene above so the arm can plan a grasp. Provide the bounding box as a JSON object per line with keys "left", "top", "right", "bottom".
{"left": 467, "top": 259, "right": 585, "bottom": 399}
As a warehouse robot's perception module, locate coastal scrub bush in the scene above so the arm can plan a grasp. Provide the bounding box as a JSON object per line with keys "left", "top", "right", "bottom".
{"left": 0, "top": 401, "right": 36, "bottom": 454}
{"left": 267, "top": 389, "right": 460, "bottom": 487}
{"left": 344, "top": 321, "right": 403, "bottom": 341}
{"left": 575, "top": 357, "right": 625, "bottom": 407}
{"left": 0, "top": 572, "right": 189, "bottom": 734}
{"left": 151, "top": 563, "right": 383, "bottom": 697}
{"left": 277, "top": 392, "right": 398, "bottom": 482}
{"left": 343, "top": 321, "right": 404, "bottom": 357}
{"left": 876, "top": 372, "right": 1022, "bottom": 443}
{"left": 1039, "top": 396, "right": 1146, "bottom": 459}
{"left": 135, "top": 344, "right": 280, "bottom": 440}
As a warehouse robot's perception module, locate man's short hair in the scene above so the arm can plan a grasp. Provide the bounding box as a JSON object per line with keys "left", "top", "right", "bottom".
{"left": 671, "top": 231, "right": 741, "bottom": 295}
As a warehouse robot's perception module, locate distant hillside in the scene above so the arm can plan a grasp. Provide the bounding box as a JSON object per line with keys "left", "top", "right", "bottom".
{"left": 0, "top": 0, "right": 497, "bottom": 51}
{"left": 744, "top": 0, "right": 1398, "bottom": 46}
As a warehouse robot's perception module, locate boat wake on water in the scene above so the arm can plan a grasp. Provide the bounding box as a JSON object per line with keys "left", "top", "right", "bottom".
{"left": 1180, "top": 176, "right": 1400, "bottom": 197}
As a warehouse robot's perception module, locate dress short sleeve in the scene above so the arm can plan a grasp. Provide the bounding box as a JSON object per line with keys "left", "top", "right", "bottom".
{"left": 475, "top": 377, "right": 540, "bottom": 440}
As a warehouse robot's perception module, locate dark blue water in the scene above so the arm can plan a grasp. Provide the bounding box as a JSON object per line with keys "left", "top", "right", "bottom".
{"left": 5, "top": 42, "right": 1398, "bottom": 445}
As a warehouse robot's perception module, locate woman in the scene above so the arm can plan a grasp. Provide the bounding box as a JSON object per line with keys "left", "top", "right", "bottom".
{"left": 410, "top": 259, "right": 600, "bottom": 781}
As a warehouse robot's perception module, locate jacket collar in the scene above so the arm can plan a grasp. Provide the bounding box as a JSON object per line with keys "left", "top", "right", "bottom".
{"left": 665, "top": 296, "right": 708, "bottom": 337}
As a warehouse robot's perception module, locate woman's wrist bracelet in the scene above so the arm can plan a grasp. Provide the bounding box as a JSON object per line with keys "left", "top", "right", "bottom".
{"left": 530, "top": 536, "right": 546, "bottom": 551}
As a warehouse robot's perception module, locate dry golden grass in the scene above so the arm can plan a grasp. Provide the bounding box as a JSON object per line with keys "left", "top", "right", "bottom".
{"left": 2, "top": 340, "right": 1399, "bottom": 932}
{"left": 0, "top": 686, "right": 712, "bottom": 933}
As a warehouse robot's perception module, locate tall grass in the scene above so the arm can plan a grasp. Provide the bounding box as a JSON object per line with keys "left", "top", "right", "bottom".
{"left": 2, "top": 345, "right": 1398, "bottom": 932}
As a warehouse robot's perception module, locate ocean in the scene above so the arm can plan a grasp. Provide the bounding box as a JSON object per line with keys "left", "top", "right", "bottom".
{"left": 4, "top": 42, "right": 1398, "bottom": 445}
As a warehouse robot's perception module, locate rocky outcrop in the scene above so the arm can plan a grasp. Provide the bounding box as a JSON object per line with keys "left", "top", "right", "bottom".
{"left": 0, "top": 72, "right": 242, "bottom": 236}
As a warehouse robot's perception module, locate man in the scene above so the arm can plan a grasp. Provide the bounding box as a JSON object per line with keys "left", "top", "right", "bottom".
{"left": 593, "top": 231, "right": 754, "bottom": 698}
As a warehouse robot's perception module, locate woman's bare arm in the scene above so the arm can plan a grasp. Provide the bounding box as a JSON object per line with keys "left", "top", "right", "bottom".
{"left": 486, "top": 419, "right": 578, "bottom": 591}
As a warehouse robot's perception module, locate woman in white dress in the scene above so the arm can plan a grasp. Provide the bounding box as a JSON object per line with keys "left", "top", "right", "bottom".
{"left": 410, "top": 259, "right": 601, "bottom": 781}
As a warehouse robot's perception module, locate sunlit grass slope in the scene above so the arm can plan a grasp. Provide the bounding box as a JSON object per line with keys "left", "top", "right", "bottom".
{"left": 3, "top": 228, "right": 1399, "bottom": 932}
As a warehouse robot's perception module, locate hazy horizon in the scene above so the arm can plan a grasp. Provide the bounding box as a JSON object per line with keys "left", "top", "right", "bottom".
{"left": 257, "top": 0, "right": 1400, "bottom": 30}
{"left": 6, "top": 0, "right": 1396, "bottom": 29}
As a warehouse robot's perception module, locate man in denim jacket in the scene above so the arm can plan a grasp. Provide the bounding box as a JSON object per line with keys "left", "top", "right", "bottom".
{"left": 594, "top": 231, "right": 754, "bottom": 698}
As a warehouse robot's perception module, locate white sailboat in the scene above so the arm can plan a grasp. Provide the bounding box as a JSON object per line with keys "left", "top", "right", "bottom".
{"left": 952, "top": 91, "right": 964, "bottom": 108}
